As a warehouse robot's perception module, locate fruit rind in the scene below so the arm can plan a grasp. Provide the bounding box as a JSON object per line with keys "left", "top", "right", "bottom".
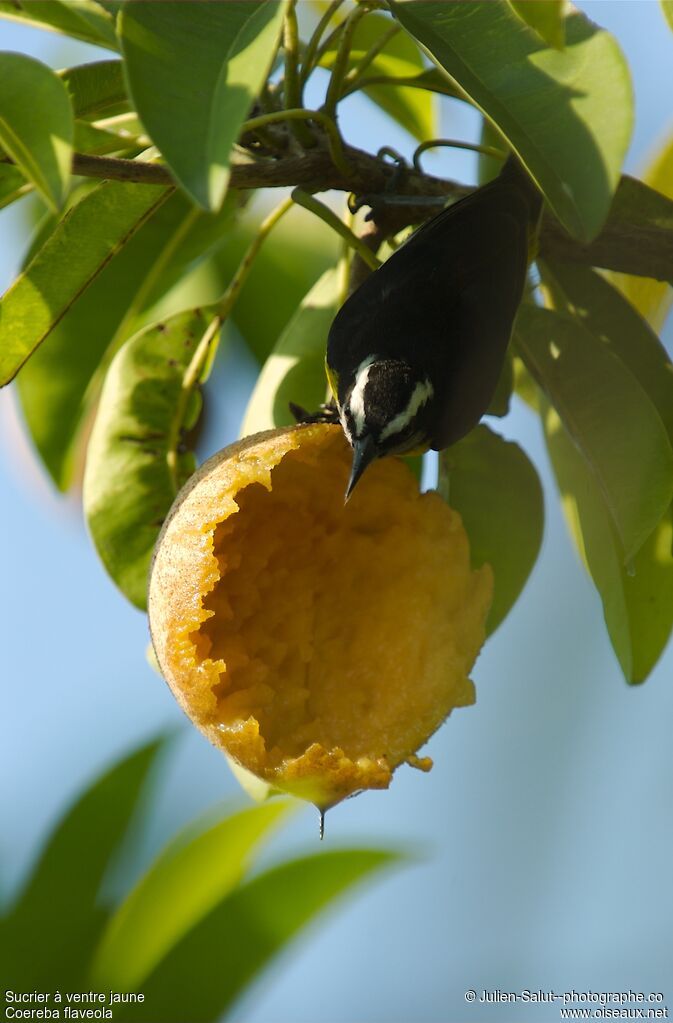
{"left": 149, "top": 424, "right": 492, "bottom": 808}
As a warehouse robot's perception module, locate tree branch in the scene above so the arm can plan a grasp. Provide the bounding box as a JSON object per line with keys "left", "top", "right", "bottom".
{"left": 69, "top": 138, "right": 455, "bottom": 200}
{"left": 5, "top": 146, "right": 672, "bottom": 286}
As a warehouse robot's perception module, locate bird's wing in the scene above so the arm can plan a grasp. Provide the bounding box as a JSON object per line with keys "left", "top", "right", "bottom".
{"left": 328, "top": 179, "right": 531, "bottom": 392}
{"left": 428, "top": 195, "right": 531, "bottom": 448}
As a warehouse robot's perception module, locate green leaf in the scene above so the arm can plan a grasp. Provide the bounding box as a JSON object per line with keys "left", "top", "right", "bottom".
{"left": 509, "top": 0, "right": 567, "bottom": 49}
{"left": 515, "top": 304, "right": 673, "bottom": 562}
{"left": 83, "top": 309, "right": 219, "bottom": 609}
{"left": 320, "top": 12, "right": 436, "bottom": 140}
{"left": 389, "top": 1, "right": 633, "bottom": 241}
{"left": 661, "top": 0, "right": 673, "bottom": 33}
{"left": 225, "top": 755, "right": 276, "bottom": 803}
{"left": 540, "top": 174, "right": 673, "bottom": 283}
{"left": 1, "top": 737, "right": 167, "bottom": 989}
{"left": 512, "top": 353, "right": 540, "bottom": 411}
{"left": 611, "top": 133, "right": 673, "bottom": 331}
{"left": 60, "top": 59, "right": 128, "bottom": 119}
{"left": 0, "top": 179, "right": 169, "bottom": 386}
{"left": 73, "top": 118, "right": 138, "bottom": 156}
{"left": 357, "top": 67, "right": 460, "bottom": 101}
{"left": 116, "top": 850, "right": 400, "bottom": 1022}
{"left": 0, "top": 52, "right": 73, "bottom": 211}
{"left": 213, "top": 208, "right": 339, "bottom": 365}
{"left": 0, "top": 0, "right": 118, "bottom": 49}
{"left": 0, "top": 162, "right": 32, "bottom": 209}
{"left": 16, "top": 189, "right": 238, "bottom": 489}
{"left": 545, "top": 404, "right": 673, "bottom": 683}
{"left": 91, "top": 801, "right": 292, "bottom": 990}
{"left": 242, "top": 266, "right": 341, "bottom": 436}
{"left": 540, "top": 260, "right": 673, "bottom": 443}
{"left": 119, "top": 1, "right": 287, "bottom": 210}
{"left": 478, "top": 116, "right": 506, "bottom": 186}
{"left": 440, "top": 425, "right": 543, "bottom": 633}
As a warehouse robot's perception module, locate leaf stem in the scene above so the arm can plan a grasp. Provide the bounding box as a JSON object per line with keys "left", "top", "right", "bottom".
{"left": 283, "top": 1, "right": 315, "bottom": 147}
{"left": 341, "top": 71, "right": 459, "bottom": 100}
{"left": 304, "top": 14, "right": 348, "bottom": 86}
{"left": 322, "top": 4, "right": 369, "bottom": 120}
{"left": 342, "top": 22, "right": 400, "bottom": 92}
{"left": 413, "top": 138, "right": 506, "bottom": 172}
{"left": 166, "top": 314, "right": 221, "bottom": 493}
{"left": 212, "top": 195, "right": 294, "bottom": 321}
{"left": 291, "top": 188, "right": 381, "bottom": 272}
{"left": 300, "top": 0, "right": 346, "bottom": 88}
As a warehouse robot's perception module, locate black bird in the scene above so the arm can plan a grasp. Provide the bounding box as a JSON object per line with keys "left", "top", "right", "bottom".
{"left": 325, "top": 155, "right": 543, "bottom": 497}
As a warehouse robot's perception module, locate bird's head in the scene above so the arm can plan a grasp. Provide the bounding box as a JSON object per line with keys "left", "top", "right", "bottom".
{"left": 338, "top": 356, "right": 434, "bottom": 498}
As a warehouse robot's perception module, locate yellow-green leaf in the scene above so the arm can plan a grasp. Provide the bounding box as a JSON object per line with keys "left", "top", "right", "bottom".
{"left": 389, "top": 1, "right": 633, "bottom": 242}
{"left": 241, "top": 266, "right": 342, "bottom": 436}
{"left": 119, "top": 1, "right": 287, "bottom": 210}
{"left": 0, "top": 52, "right": 73, "bottom": 211}
{"left": 540, "top": 260, "right": 673, "bottom": 444}
{"left": 59, "top": 59, "right": 128, "bottom": 119}
{"left": 0, "top": 179, "right": 169, "bottom": 386}
{"left": 114, "top": 850, "right": 401, "bottom": 1022}
{"left": 320, "top": 12, "right": 436, "bottom": 140}
{"left": 612, "top": 132, "right": 673, "bottom": 332}
{"left": 83, "top": 309, "right": 219, "bottom": 609}
{"left": 91, "top": 802, "right": 292, "bottom": 990}
{"left": 2, "top": 737, "right": 168, "bottom": 990}
{"left": 0, "top": 163, "right": 31, "bottom": 209}
{"left": 440, "top": 425, "right": 543, "bottom": 634}
{"left": 661, "top": 0, "right": 673, "bottom": 33}
{"left": 545, "top": 404, "right": 673, "bottom": 683}
{"left": 16, "top": 189, "right": 238, "bottom": 489}
{"left": 515, "top": 304, "right": 673, "bottom": 562}
{"left": 540, "top": 175, "right": 673, "bottom": 284}
{"left": 0, "top": 0, "right": 118, "bottom": 50}
{"left": 509, "top": 0, "right": 567, "bottom": 49}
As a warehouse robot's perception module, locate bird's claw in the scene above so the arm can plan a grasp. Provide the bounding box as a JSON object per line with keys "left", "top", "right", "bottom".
{"left": 289, "top": 401, "right": 340, "bottom": 426}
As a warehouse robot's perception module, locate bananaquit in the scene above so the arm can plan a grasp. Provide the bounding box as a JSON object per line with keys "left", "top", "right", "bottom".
{"left": 326, "top": 155, "right": 542, "bottom": 498}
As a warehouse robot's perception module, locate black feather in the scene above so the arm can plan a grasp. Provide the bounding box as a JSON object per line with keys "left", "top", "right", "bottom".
{"left": 327, "top": 157, "right": 542, "bottom": 450}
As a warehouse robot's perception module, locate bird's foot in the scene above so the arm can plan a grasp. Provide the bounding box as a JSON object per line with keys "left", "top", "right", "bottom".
{"left": 289, "top": 400, "right": 340, "bottom": 426}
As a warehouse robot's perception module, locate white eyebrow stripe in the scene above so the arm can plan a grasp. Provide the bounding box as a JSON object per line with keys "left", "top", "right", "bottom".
{"left": 348, "top": 355, "right": 376, "bottom": 437}
{"left": 379, "top": 378, "right": 434, "bottom": 441}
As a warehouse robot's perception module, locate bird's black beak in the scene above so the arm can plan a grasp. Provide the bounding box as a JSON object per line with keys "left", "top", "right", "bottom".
{"left": 345, "top": 434, "right": 378, "bottom": 501}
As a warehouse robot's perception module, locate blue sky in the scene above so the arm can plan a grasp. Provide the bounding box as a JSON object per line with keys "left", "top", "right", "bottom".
{"left": 2, "top": 4, "right": 673, "bottom": 1021}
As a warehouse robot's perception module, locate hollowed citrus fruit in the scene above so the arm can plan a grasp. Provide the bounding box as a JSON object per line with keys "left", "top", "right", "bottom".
{"left": 149, "top": 424, "right": 492, "bottom": 809}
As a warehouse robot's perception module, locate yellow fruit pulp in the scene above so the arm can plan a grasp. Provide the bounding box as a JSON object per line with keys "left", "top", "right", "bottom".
{"left": 149, "top": 424, "right": 492, "bottom": 808}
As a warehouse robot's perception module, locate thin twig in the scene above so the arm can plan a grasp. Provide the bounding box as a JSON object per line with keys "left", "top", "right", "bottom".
{"left": 291, "top": 188, "right": 381, "bottom": 272}
{"left": 342, "top": 23, "right": 400, "bottom": 92}
{"left": 211, "top": 196, "right": 295, "bottom": 321}
{"left": 283, "top": 1, "right": 315, "bottom": 147}
{"left": 347, "top": 220, "right": 389, "bottom": 295}
{"left": 299, "top": 0, "right": 346, "bottom": 90}
{"left": 322, "top": 4, "right": 369, "bottom": 120}
{"left": 413, "top": 138, "right": 506, "bottom": 172}
{"left": 307, "top": 16, "right": 348, "bottom": 84}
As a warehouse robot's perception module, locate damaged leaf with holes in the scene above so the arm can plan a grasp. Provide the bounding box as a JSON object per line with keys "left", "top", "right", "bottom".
{"left": 84, "top": 308, "right": 220, "bottom": 610}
